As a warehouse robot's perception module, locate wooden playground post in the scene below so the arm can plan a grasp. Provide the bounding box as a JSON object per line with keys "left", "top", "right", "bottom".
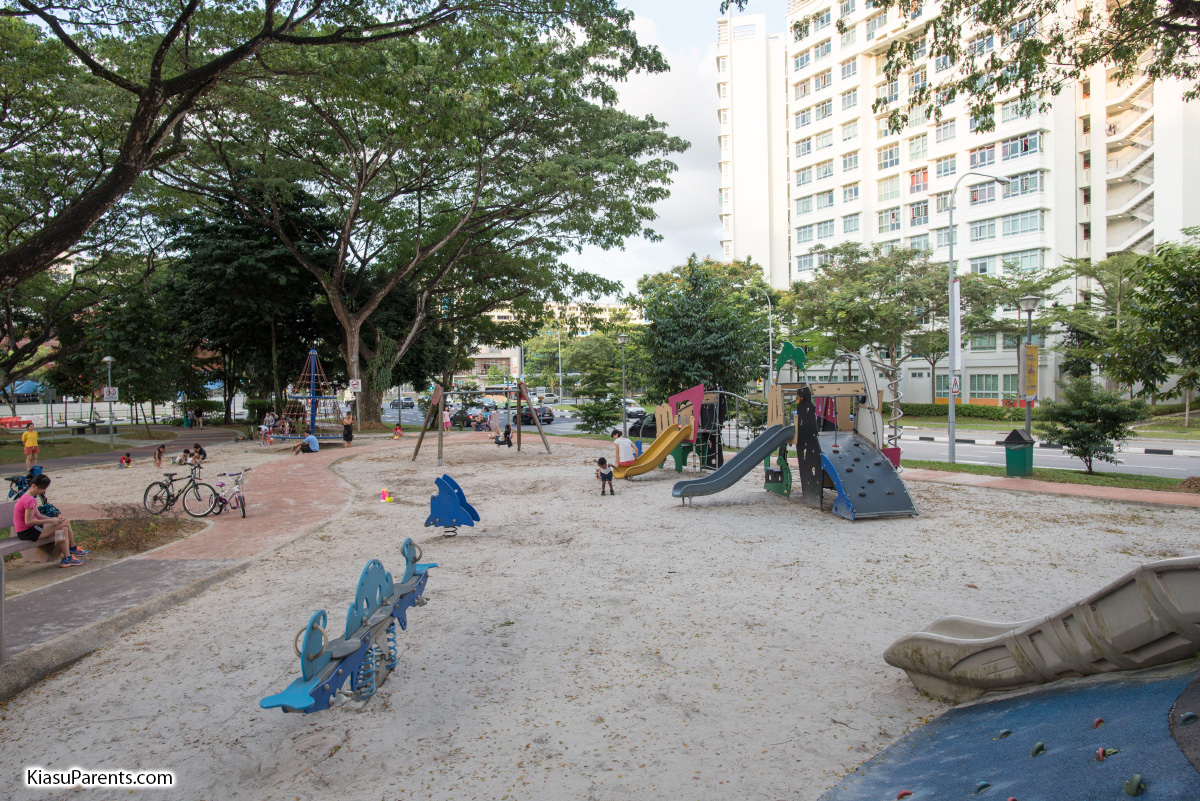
{"left": 519, "top": 381, "right": 552, "bottom": 454}
{"left": 515, "top": 385, "right": 523, "bottom": 451}
{"left": 436, "top": 385, "right": 446, "bottom": 466}
{"left": 410, "top": 384, "right": 442, "bottom": 462}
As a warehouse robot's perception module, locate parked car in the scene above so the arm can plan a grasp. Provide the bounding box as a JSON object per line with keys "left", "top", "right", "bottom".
{"left": 623, "top": 398, "right": 645, "bottom": 418}
{"left": 630, "top": 414, "right": 658, "bottom": 438}
{"left": 399, "top": 396, "right": 415, "bottom": 408}
{"left": 537, "top": 392, "right": 560, "bottom": 404}
{"left": 513, "top": 405, "right": 554, "bottom": 426}
{"left": 451, "top": 406, "right": 489, "bottom": 429}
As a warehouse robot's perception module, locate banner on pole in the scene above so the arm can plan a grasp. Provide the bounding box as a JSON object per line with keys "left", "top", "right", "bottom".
{"left": 949, "top": 279, "right": 962, "bottom": 372}
{"left": 1022, "top": 344, "right": 1039, "bottom": 401}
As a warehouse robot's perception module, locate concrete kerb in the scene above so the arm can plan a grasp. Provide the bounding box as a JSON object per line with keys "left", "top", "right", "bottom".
{"left": 0, "top": 444, "right": 367, "bottom": 703}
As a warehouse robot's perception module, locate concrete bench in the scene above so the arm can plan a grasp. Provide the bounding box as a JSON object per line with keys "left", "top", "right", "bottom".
{"left": 0, "top": 499, "right": 64, "bottom": 664}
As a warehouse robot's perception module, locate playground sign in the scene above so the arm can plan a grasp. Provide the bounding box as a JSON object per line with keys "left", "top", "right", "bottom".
{"left": 348, "top": 379, "right": 362, "bottom": 393}
{"left": 102, "top": 386, "right": 118, "bottom": 402}
{"left": 950, "top": 375, "right": 960, "bottom": 396}
{"left": 1023, "top": 345, "right": 1039, "bottom": 401}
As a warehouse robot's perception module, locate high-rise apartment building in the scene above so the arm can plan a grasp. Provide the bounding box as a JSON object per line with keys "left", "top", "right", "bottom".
{"left": 716, "top": 15, "right": 791, "bottom": 289}
{"left": 722, "top": 2, "right": 1200, "bottom": 403}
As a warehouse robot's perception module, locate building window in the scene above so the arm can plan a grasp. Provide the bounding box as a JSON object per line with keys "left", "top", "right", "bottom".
{"left": 815, "top": 69, "right": 833, "bottom": 91}
{"left": 818, "top": 219, "right": 836, "bottom": 238}
{"left": 935, "top": 119, "right": 956, "bottom": 143}
{"left": 796, "top": 166, "right": 813, "bottom": 186}
{"left": 797, "top": 137, "right": 813, "bottom": 157}
{"left": 1005, "top": 170, "right": 1042, "bottom": 197}
{"left": 910, "top": 104, "right": 929, "bottom": 126}
{"left": 1002, "top": 209, "right": 1044, "bottom": 236}
{"left": 797, "top": 254, "right": 814, "bottom": 272}
{"left": 970, "top": 372, "right": 1000, "bottom": 397}
{"left": 877, "top": 79, "right": 899, "bottom": 105}
{"left": 909, "top": 133, "right": 928, "bottom": 160}
{"left": 840, "top": 0, "right": 856, "bottom": 16}
{"left": 969, "top": 144, "right": 996, "bottom": 168}
{"left": 841, "top": 28, "right": 857, "bottom": 47}
{"left": 1003, "top": 373, "right": 1020, "bottom": 394}
{"left": 1002, "top": 131, "right": 1041, "bottom": 160}
{"left": 866, "top": 13, "right": 887, "bottom": 39}
{"left": 878, "top": 207, "right": 901, "bottom": 232}
{"left": 795, "top": 80, "right": 812, "bottom": 100}
{"left": 1001, "top": 248, "right": 1044, "bottom": 271}
{"left": 718, "top": 56, "right": 728, "bottom": 73}
{"left": 878, "top": 175, "right": 900, "bottom": 201}
{"left": 1003, "top": 334, "right": 1020, "bottom": 350}
{"left": 934, "top": 53, "right": 952, "bottom": 72}
{"left": 935, "top": 374, "right": 949, "bottom": 398}
{"left": 1082, "top": 223, "right": 1091, "bottom": 241}
{"left": 909, "top": 233, "right": 930, "bottom": 251}
{"left": 909, "top": 200, "right": 929, "bottom": 226}
{"left": 911, "top": 37, "right": 927, "bottom": 59}
{"left": 795, "top": 51, "right": 811, "bottom": 70}
{"left": 970, "top": 218, "right": 997, "bottom": 242}
{"left": 935, "top": 226, "right": 957, "bottom": 248}
{"left": 968, "top": 33, "right": 995, "bottom": 56}
{"left": 815, "top": 39, "right": 833, "bottom": 59}
{"left": 841, "top": 58, "right": 858, "bottom": 80}
{"left": 910, "top": 168, "right": 928, "bottom": 194}
{"left": 877, "top": 116, "right": 900, "bottom": 137}
{"left": 1001, "top": 100, "right": 1034, "bottom": 123}
{"left": 934, "top": 155, "right": 956, "bottom": 178}
{"left": 818, "top": 251, "right": 835, "bottom": 266}
{"left": 970, "top": 255, "right": 995, "bottom": 275}
{"left": 797, "top": 224, "right": 815, "bottom": 243}
{"left": 844, "top": 212, "right": 861, "bottom": 233}
{"left": 878, "top": 143, "right": 900, "bottom": 169}
{"left": 796, "top": 195, "right": 813, "bottom": 215}
{"left": 816, "top": 130, "right": 834, "bottom": 150}
{"left": 720, "top": 135, "right": 730, "bottom": 152}
{"left": 843, "top": 151, "right": 860, "bottom": 171}
{"left": 909, "top": 67, "right": 927, "bottom": 96}
{"left": 815, "top": 99, "right": 833, "bottom": 120}
{"left": 817, "top": 190, "right": 835, "bottom": 209}
{"left": 797, "top": 108, "right": 813, "bottom": 127}
{"left": 814, "top": 8, "right": 833, "bottom": 30}
{"left": 842, "top": 88, "right": 859, "bottom": 110}
{"left": 969, "top": 182, "right": 996, "bottom": 205}
{"left": 880, "top": 239, "right": 900, "bottom": 255}
{"left": 842, "top": 119, "right": 859, "bottom": 140}
{"left": 719, "top": 109, "right": 729, "bottom": 125}
{"left": 816, "top": 159, "right": 834, "bottom": 180}
{"left": 844, "top": 182, "right": 860, "bottom": 202}
{"left": 970, "top": 335, "right": 997, "bottom": 353}
{"left": 718, "top": 83, "right": 729, "bottom": 98}
{"left": 934, "top": 191, "right": 951, "bottom": 213}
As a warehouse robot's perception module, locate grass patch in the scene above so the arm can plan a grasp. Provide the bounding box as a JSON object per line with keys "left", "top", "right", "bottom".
{"left": 1130, "top": 419, "right": 1200, "bottom": 440}
{"left": 117, "top": 427, "right": 180, "bottom": 442}
{"left": 901, "top": 458, "right": 1190, "bottom": 492}
{"left": 899, "top": 416, "right": 1024, "bottom": 432}
{"left": 0, "top": 438, "right": 115, "bottom": 465}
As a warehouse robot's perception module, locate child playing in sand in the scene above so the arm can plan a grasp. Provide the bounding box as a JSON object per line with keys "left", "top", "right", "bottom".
{"left": 595, "top": 457, "right": 614, "bottom": 496}
{"left": 153, "top": 444, "right": 165, "bottom": 468}
{"left": 392, "top": 424, "right": 403, "bottom": 438}
{"left": 118, "top": 453, "right": 132, "bottom": 468}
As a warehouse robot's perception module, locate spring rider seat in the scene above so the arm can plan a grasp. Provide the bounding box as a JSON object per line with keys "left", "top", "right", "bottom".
{"left": 424, "top": 474, "right": 479, "bottom": 536}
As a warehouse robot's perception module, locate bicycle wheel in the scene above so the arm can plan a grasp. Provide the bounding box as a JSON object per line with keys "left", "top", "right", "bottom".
{"left": 182, "top": 482, "right": 217, "bottom": 517}
{"left": 211, "top": 497, "right": 223, "bottom": 516}
{"left": 237, "top": 492, "right": 246, "bottom": 518}
{"left": 143, "top": 482, "right": 172, "bottom": 515}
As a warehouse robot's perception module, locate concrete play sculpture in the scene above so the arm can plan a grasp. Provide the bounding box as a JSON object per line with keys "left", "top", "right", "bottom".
{"left": 884, "top": 555, "right": 1200, "bottom": 703}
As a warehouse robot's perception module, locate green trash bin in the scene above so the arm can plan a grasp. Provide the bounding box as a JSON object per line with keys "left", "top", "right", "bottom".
{"left": 1004, "top": 429, "right": 1035, "bottom": 477}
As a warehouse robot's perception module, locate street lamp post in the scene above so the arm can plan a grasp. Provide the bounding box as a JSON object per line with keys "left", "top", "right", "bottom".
{"left": 617, "top": 333, "right": 628, "bottom": 437}
{"left": 1017, "top": 294, "right": 1041, "bottom": 437}
{"left": 947, "top": 171, "right": 1011, "bottom": 464}
{"left": 101, "top": 355, "right": 115, "bottom": 446}
{"left": 556, "top": 329, "right": 563, "bottom": 398}
{"left": 738, "top": 285, "right": 774, "bottom": 387}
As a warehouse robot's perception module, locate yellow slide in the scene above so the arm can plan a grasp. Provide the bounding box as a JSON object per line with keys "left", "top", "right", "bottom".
{"left": 614, "top": 425, "right": 694, "bottom": 479}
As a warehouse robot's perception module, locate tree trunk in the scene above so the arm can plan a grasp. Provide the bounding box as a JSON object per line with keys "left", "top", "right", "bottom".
{"left": 151, "top": 400, "right": 157, "bottom": 424}
{"left": 223, "top": 353, "right": 234, "bottom": 424}
{"left": 1186, "top": 388, "right": 1192, "bottom": 428}
{"left": 270, "top": 317, "right": 282, "bottom": 415}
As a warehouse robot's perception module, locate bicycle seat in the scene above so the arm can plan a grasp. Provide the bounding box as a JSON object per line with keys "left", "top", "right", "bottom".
{"left": 162, "top": 472, "right": 178, "bottom": 478}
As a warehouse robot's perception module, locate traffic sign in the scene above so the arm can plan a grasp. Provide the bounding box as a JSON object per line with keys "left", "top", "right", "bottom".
{"left": 950, "top": 375, "right": 960, "bottom": 396}
{"left": 102, "top": 386, "right": 119, "bottom": 402}
{"left": 348, "top": 379, "right": 362, "bottom": 393}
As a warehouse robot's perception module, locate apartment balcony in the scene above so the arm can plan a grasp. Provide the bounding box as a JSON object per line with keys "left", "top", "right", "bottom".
{"left": 1079, "top": 202, "right": 1091, "bottom": 222}
{"left": 1077, "top": 127, "right": 1091, "bottom": 152}
{"left": 1105, "top": 108, "right": 1153, "bottom": 151}
{"left": 1106, "top": 141, "right": 1153, "bottom": 179}
{"left": 1078, "top": 98, "right": 1091, "bottom": 116}
{"left": 1077, "top": 237, "right": 1091, "bottom": 259}
{"left": 1078, "top": 168, "right": 1091, "bottom": 187}
{"left": 1105, "top": 71, "right": 1152, "bottom": 111}
{"left": 1106, "top": 174, "right": 1154, "bottom": 218}
{"left": 1106, "top": 208, "right": 1154, "bottom": 252}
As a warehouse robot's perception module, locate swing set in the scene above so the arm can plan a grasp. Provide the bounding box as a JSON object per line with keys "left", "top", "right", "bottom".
{"left": 410, "top": 380, "right": 552, "bottom": 466}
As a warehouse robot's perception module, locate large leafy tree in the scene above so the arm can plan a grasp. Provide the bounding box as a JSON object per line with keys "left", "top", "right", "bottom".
{"left": 163, "top": 23, "right": 682, "bottom": 422}
{"left": 0, "top": 1, "right": 652, "bottom": 288}
{"left": 636, "top": 256, "right": 769, "bottom": 403}
{"left": 1051, "top": 253, "right": 1142, "bottom": 379}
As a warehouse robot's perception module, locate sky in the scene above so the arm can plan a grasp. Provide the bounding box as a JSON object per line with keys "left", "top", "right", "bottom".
{"left": 561, "top": 0, "right": 788, "bottom": 299}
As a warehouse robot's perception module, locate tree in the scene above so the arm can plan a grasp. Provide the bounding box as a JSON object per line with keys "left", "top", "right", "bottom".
{"left": 1101, "top": 229, "right": 1200, "bottom": 425}
{"left": 636, "top": 256, "right": 768, "bottom": 403}
{"left": 1035, "top": 377, "right": 1147, "bottom": 473}
{"left": 164, "top": 25, "right": 680, "bottom": 423}
{"left": 0, "top": 1, "right": 653, "bottom": 288}
{"left": 1052, "top": 253, "right": 1142, "bottom": 380}
{"left": 727, "top": 0, "right": 1200, "bottom": 135}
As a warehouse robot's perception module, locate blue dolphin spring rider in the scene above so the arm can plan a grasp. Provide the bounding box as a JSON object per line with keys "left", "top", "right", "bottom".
{"left": 424, "top": 474, "right": 479, "bottom": 537}
{"left": 260, "top": 538, "right": 437, "bottom": 713}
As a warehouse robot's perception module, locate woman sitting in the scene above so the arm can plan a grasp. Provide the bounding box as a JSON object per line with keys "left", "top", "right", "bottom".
{"left": 14, "top": 475, "right": 87, "bottom": 568}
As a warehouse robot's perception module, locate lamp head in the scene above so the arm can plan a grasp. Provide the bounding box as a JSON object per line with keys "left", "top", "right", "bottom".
{"left": 101, "top": 355, "right": 115, "bottom": 364}
{"left": 617, "top": 333, "right": 629, "bottom": 346}
{"left": 1016, "top": 295, "right": 1041, "bottom": 314}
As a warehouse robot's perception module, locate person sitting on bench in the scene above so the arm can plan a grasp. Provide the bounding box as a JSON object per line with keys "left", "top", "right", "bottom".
{"left": 291, "top": 433, "right": 320, "bottom": 455}
{"left": 14, "top": 474, "right": 87, "bottom": 567}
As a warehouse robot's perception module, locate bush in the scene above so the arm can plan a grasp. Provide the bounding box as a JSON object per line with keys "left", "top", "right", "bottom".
{"left": 244, "top": 399, "right": 275, "bottom": 421}
{"left": 883, "top": 402, "right": 1024, "bottom": 421}
{"left": 576, "top": 398, "right": 622, "bottom": 434}
{"left": 1035, "top": 378, "right": 1148, "bottom": 473}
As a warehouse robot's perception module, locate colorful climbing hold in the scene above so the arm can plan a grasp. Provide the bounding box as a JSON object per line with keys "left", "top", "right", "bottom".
{"left": 1181, "top": 711, "right": 1199, "bottom": 725}
{"left": 896, "top": 792, "right": 913, "bottom": 800}
{"left": 973, "top": 781, "right": 991, "bottom": 794}
{"left": 1123, "top": 774, "right": 1145, "bottom": 797}
{"left": 1092, "top": 718, "right": 1105, "bottom": 729}
{"left": 1097, "top": 747, "right": 1106, "bottom": 762}
{"left": 1030, "top": 742, "right": 1046, "bottom": 757}
{"left": 997, "top": 729, "right": 1012, "bottom": 739}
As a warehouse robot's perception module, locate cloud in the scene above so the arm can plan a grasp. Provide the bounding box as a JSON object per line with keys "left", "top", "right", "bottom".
{"left": 563, "top": 15, "right": 722, "bottom": 298}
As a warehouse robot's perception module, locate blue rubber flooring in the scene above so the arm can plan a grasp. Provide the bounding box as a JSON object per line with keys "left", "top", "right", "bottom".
{"left": 820, "top": 663, "right": 1200, "bottom": 801}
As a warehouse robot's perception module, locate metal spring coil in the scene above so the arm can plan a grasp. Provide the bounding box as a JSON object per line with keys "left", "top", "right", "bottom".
{"left": 386, "top": 621, "right": 399, "bottom": 671}
{"left": 869, "top": 359, "right": 905, "bottom": 470}
{"left": 356, "top": 645, "right": 379, "bottom": 701}
{"left": 442, "top": 526, "right": 458, "bottom": 537}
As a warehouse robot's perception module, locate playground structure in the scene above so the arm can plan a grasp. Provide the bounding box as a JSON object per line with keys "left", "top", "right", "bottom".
{"left": 425, "top": 474, "right": 479, "bottom": 536}
{"left": 259, "top": 539, "right": 436, "bottom": 713}
{"left": 670, "top": 346, "right": 916, "bottom": 521}
{"left": 411, "top": 381, "right": 551, "bottom": 467}
{"left": 883, "top": 554, "right": 1200, "bottom": 703}
{"left": 273, "top": 349, "right": 345, "bottom": 440}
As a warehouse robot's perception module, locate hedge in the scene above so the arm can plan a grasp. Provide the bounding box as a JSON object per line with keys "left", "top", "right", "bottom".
{"left": 883, "top": 401, "right": 1032, "bottom": 422}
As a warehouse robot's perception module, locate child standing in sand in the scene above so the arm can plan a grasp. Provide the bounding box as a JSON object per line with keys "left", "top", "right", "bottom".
{"left": 153, "top": 444, "right": 165, "bottom": 469}
{"left": 595, "top": 457, "right": 614, "bottom": 496}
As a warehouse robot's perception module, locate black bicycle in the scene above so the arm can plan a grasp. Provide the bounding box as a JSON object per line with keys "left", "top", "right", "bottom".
{"left": 143, "top": 467, "right": 217, "bottom": 517}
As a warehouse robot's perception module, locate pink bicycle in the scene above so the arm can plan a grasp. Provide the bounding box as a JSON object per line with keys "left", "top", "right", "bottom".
{"left": 212, "top": 468, "right": 250, "bottom": 517}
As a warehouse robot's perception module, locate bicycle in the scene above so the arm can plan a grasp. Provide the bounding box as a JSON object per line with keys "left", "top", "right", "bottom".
{"left": 6, "top": 473, "right": 31, "bottom": 501}
{"left": 211, "top": 468, "right": 250, "bottom": 517}
{"left": 143, "top": 466, "right": 217, "bottom": 517}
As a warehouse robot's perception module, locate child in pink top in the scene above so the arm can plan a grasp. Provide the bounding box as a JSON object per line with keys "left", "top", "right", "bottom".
{"left": 14, "top": 475, "right": 86, "bottom": 567}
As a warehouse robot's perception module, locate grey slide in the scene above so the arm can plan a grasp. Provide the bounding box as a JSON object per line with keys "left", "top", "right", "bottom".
{"left": 672, "top": 424, "right": 796, "bottom": 500}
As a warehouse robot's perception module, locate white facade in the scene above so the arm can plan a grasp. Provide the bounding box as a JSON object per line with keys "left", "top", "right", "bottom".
{"left": 727, "top": 0, "right": 1200, "bottom": 405}
{"left": 716, "top": 15, "right": 791, "bottom": 289}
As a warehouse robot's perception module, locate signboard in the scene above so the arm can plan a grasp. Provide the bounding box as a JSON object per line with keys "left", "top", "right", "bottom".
{"left": 102, "top": 386, "right": 119, "bottom": 402}
{"left": 950, "top": 375, "right": 960, "bottom": 396}
{"left": 348, "top": 379, "right": 362, "bottom": 393}
{"left": 1023, "top": 344, "right": 1039, "bottom": 401}
{"left": 949, "top": 279, "right": 962, "bottom": 371}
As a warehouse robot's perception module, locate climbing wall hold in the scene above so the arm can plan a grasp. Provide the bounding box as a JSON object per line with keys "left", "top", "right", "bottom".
{"left": 996, "top": 729, "right": 1012, "bottom": 739}
{"left": 1123, "top": 774, "right": 1145, "bottom": 797}
{"left": 1181, "top": 711, "right": 1199, "bottom": 725}
{"left": 973, "top": 781, "right": 991, "bottom": 794}
{"left": 1030, "top": 742, "right": 1046, "bottom": 757}
{"left": 1092, "top": 718, "right": 1105, "bottom": 729}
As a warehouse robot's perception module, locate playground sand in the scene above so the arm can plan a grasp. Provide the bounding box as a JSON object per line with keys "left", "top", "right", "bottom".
{"left": 2, "top": 439, "right": 1199, "bottom": 800}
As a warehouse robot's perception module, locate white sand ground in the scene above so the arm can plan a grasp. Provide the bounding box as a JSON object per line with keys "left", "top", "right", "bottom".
{"left": 2, "top": 439, "right": 1199, "bottom": 800}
